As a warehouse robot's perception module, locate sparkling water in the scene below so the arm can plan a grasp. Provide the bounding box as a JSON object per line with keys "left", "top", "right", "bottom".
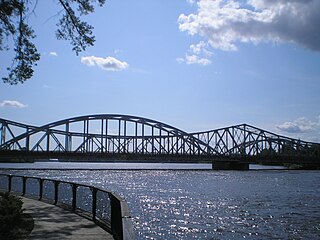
{"left": 1, "top": 163, "right": 319, "bottom": 239}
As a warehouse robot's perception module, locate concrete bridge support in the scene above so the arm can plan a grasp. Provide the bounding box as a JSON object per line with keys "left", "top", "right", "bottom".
{"left": 212, "top": 161, "right": 249, "bottom": 170}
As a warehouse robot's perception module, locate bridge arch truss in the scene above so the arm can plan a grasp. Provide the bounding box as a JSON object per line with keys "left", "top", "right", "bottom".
{"left": 191, "top": 124, "right": 319, "bottom": 158}
{"left": 0, "top": 115, "right": 216, "bottom": 156}
{"left": 1, "top": 115, "right": 319, "bottom": 160}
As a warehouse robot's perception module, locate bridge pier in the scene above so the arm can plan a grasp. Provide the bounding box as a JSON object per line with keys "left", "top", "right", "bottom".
{"left": 212, "top": 161, "right": 249, "bottom": 170}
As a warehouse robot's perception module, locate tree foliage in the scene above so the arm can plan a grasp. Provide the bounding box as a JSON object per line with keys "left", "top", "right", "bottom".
{"left": 0, "top": 0, "right": 106, "bottom": 85}
{"left": 0, "top": 192, "right": 23, "bottom": 235}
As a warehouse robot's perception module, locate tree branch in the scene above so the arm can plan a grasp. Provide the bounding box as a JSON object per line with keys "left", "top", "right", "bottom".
{"left": 57, "top": 0, "right": 83, "bottom": 39}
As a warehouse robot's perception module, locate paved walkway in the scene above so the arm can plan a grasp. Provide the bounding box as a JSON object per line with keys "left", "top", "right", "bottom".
{"left": 21, "top": 197, "right": 114, "bottom": 240}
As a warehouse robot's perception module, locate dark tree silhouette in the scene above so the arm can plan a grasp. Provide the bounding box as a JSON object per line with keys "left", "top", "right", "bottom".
{"left": 0, "top": 0, "right": 106, "bottom": 85}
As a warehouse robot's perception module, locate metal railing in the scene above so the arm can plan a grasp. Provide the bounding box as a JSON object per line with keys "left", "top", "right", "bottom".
{"left": 0, "top": 174, "right": 135, "bottom": 240}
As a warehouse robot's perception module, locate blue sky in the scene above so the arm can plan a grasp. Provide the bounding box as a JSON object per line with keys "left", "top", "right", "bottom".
{"left": 1, "top": 0, "right": 320, "bottom": 142}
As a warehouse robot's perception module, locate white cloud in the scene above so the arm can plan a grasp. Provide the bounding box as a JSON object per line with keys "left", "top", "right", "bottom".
{"left": 177, "top": 55, "right": 211, "bottom": 65}
{"left": 81, "top": 56, "right": 129, "bottom": 71}
{"left": 187, "top": 0, "right": 196, "bottom": 4}
{"left": 190, "top": 41, "right": 212, "bottom": 56}
{"left": 49, "top": 52, "right": 58, "bottom": 57}
{"left": 276, "top": 117, "right": 319, "bottom": 134}
{"left": 0, "top": 100, "right": 27, "bottom": 108}
{"left": 114, "top": 49, "right": 122, "bottom": 55}
{"left": 176, "top": 58, "right": 185, "bottom": 64}
{"left": 276, "top": 116, "right": 320, "bottom": 142}
{"left": 189, "top": 55, "right": 211, "bottom": 65}
{"left": 179, "top": 0, "right": 320, "bottom": 52}
{"left": 277, "top": 121, "right": 304, "bottom": 133}
{"left": 177, "top": 41, "right": 212, "bottom": 65}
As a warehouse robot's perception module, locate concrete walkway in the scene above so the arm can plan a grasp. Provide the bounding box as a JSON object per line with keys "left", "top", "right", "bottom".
{"left": 21, "top": 197, "right": 114, "bottom": 240}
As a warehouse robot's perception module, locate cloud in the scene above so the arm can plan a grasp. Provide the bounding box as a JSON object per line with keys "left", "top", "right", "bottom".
{"left": 276, "top": 122, "right": 304, "bottom": 133}
{"left": 190, "top": 41, "right": 212, "bottom": 56}
{"left": 0, "top": 100, "right": 27, "bottom": 108}
{"left": 177, "top": 54, "right": 211, "bottom": 65}
{"left": 276, "top": 117, "right": 319, "bottom": 134}
{"left": 179, "top": 0, "right": 320, "bottom": 52}
{"left": 49, "top": 52, "right": 58, "bottom": 57}
{"left": 177, "top": 41, "right": 212, "bottom": 65}
{"left": 114, "top": 49, "right": 122, "bottom": 55}
{"left": 187, "top": 0, "right": 196, "bottom": 4}
{"left": 81, "top": 56, "right": 129, "bottom": 71}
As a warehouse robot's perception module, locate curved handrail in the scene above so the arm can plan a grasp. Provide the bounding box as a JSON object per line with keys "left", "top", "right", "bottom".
{"left": 0, "top": 173, "right": 135, "bottom": 240}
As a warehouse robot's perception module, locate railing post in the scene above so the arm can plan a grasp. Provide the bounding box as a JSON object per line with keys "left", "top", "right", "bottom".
{"left": 39, "top": 179, "right": 44, "bottom": 200}
{"left": 72, "top": 183, "right": 77, "bottom": 212}
{"left": 110, "top": 194, "right": 123, "bottom": 240}
{"left": 22, "top": 177, "right": 27, "bottom": 196}
{"left": 54, "top": 181, "right": 59, "bottom": 205}
{"left": 8, "top": 175, "right": 12, "bottom": 192}
{"left": 91, "top": 188, "right": 97, "bottom": 221}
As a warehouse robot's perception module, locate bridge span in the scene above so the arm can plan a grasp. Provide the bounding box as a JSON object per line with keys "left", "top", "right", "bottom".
{"left": 1, "top": 114, "right": 319, "bottom": 169}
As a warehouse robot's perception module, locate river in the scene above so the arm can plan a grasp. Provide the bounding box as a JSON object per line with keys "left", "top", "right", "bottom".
{"left": 0, "top": 163, "right": 319, "bottom": 239}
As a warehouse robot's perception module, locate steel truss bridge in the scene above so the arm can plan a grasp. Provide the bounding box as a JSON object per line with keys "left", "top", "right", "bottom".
{"left": 1, "top": 114, "right": 319, "bottom": 169}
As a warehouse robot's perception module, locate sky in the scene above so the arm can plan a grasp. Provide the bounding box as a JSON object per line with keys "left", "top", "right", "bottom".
{"left": 1, "top": 0, "right": 320, "bottom": 142}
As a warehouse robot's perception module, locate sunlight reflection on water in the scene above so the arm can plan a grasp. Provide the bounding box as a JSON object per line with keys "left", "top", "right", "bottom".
{"left": 1, "top": 165, "right": 319, "bottom": 239}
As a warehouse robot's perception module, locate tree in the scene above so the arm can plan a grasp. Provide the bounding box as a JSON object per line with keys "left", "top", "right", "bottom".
{"left": 0, "top": 0, "right": 106, "bottom": 85}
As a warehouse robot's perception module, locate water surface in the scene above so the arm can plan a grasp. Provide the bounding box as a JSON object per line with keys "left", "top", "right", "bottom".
{"left": 0, "top": 163, "right": 319, "bottom": 239}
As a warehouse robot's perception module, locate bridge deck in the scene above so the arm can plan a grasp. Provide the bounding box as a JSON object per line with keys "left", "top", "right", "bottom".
{"left": 1, "top": 150, "right": 319, "bottom": 165}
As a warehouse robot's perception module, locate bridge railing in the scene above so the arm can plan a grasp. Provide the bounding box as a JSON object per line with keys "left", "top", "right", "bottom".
{"left": 0, "top": 173, "right": 135, "bottom": 240}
